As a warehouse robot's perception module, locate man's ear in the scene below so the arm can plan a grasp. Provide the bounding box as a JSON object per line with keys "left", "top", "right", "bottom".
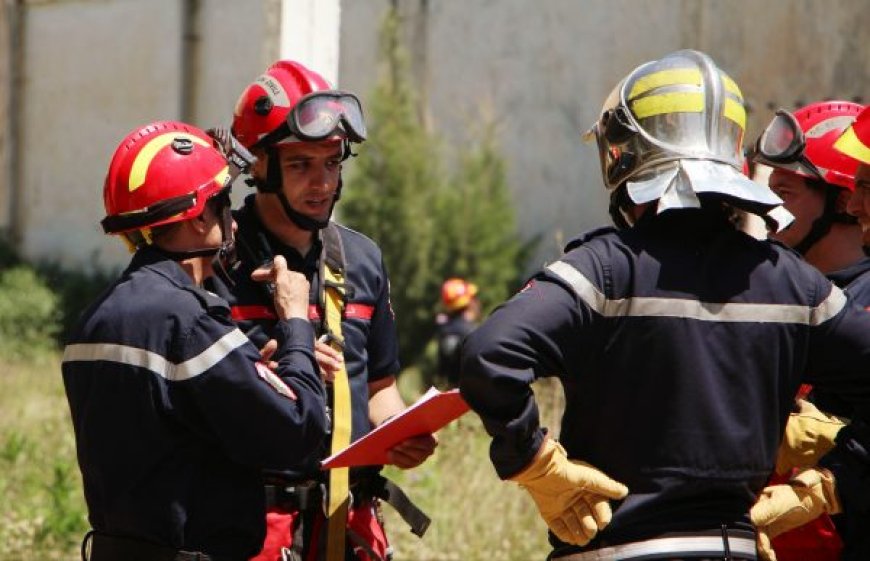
{"left": 251, "top": 148, "right": 268, "bottom": 179}
{"left": 187, "top": 211, "right": 210, "bottom": 235}
{"left": 835, "top": 188, "right": 852, "bottom": 214}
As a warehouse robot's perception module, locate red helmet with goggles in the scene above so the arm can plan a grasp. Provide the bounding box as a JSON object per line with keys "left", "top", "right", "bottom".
{"left": 834, "top": 105, "right": 870, "bottom": 166}
{"left": 102, "top": 121, "right": 231, "bottom": 246}
{"left": 754, "top": 101, "right": 863, "bottom": 191}
{"left": 232, "top": 60, "right": 366, "bottom": 150}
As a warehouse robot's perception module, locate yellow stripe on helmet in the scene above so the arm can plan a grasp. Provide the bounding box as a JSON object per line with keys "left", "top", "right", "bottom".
{"left": 722, "top": 98, "right": 747, "bottom": 130}
{"left": 129, "top": 132, "right": 210, "bottom": 192}
{"left": 631, "top": 92, "right": 704, "bottom": 120}
{"left": 834, "top": 127, "right": 870, "bottom": 165}
{"left": 720, "top": 74, "right": 743, "bottom": 100}
{"left": 213, "top": 166, "right": 230, "bottom": 188}
{"left": 628, "top": 68, "right": 702, "bottom": 100}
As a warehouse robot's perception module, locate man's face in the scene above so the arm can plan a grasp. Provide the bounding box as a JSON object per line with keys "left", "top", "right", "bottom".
{"left": 768, "top": 168, "right": 826, "bottom": 248}
{"left": 274, "top": 140, "right": 343, "bottom": 223}
{"left": 847, "top": 163, "right": 870, "bottom": 245}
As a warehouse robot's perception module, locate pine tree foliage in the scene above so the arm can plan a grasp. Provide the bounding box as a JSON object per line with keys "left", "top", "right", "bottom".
{"left": 341, "top": 9, "right": 530, "bottom": 366}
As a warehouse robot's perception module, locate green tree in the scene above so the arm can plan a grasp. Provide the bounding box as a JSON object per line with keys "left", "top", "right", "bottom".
{"left": 341, "top": 8, "right": 531, "bottom": 366}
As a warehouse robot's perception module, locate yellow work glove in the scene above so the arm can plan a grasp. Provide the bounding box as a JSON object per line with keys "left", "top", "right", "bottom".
{"left": 509, "top": 438, "right": 629, "bottom": 546}
{"left": 750, "top": 467, "right": 842, "bottom": 561}
{"left": 774, "top": 399, "right": 845, "bottom": 475}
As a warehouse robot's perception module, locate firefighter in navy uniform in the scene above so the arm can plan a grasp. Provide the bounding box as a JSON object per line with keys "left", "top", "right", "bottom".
{"left": 459, "top": 50, "right": 870, "bottom": 561}
{"left": 748, "top": 100, "right": 866, "bottom": 561}
{"left": 63, "top": 121, "right": 328, "bottom": 561}
{"left": 751, "top": 105, "right": 870, "bottom": 561}
{"left": 207, "top": 60, "right": 436, "bottom": 561}
{"left": 435, "top": 278, "right": 481, "bottom": 388}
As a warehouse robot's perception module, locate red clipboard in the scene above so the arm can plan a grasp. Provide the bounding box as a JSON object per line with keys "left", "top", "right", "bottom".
{"left": 321, "top": 387, "right": 470, "bottom": 469}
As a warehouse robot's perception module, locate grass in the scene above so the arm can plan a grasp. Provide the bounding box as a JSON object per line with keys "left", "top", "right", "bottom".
{"left": 0, "top": 356, "right": 87, "bottom": 561}
{"left": 0, "top": 357, "right": 564, "bottom": 561}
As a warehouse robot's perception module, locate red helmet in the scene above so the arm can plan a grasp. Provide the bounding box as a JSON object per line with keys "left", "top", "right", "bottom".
{"left": 441, "top": 278, "right": 479, "bottom": 312}
{"left": 834, "top": 105, "right": 870, "bottom": 165}
{"left": 102, "top": 121, "right": 230, "bottom": 240}
{"left": 233, "top": 60, "right": 336, "bottom": 149}
{"left": 755, "top": 101, "right": 863, "bottom": 190}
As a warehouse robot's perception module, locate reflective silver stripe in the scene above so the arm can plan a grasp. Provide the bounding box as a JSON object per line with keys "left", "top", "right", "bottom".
{"left": 63, "top": 328, "right": 250, "bottom": 381}
{"left": 547, "top": 260, "right": 846, "bottom": 326}
{"left": 551, "top": 535, "right": 756, "bottom": 561}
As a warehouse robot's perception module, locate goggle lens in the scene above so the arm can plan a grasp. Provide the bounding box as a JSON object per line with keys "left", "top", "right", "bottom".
{"left": 291, "top": 92, "right": 367, "bottom": 142}
{"left": 759, "top": 111, "right": 801, "bottom": 160}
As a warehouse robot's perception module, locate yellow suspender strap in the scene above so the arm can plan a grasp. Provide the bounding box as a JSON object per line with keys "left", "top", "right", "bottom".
{"left": 323, "top": 263, "right": 351, "bottom": 561}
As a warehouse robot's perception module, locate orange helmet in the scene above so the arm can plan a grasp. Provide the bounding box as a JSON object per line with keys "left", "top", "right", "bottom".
{"left": 441, "top": 278, "right": 479, "bottom": 312}
{"left": 834, "top": 105, "right": 870, "bottom": 165}
{"left": 101, "top": 121, "right": 231, "bottom": 248}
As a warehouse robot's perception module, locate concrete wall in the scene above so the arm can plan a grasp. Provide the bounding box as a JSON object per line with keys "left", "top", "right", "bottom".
{"left": 2, "top": 0, "right": 868, "bottom": 270}
{"left": 338, "top": 0, "right": 869, "bottom": 266}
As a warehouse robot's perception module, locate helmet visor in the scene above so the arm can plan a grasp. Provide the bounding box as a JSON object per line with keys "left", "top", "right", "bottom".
{"left": 754, "top": 109, "right": 825, "bottom": 181}
{"left": 290, "top": 91, "right": 367, "bottom": 143}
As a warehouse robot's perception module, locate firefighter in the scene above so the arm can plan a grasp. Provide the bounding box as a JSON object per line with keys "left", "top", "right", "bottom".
{"left": 754, "top": 101, "right": 869, "bottom": 302}
{"left": 63, "top": 121, "right": 328, "bottom": 561}
{"left": 459, "top": 49, "right": 870, "bottom": 561}
{"left": 751, "top": 105, "right": 870, "bottom": 561}
{"left": 435, "top": 278, "right": 481, "bottom": 388}
{"left": 207, "top": 60, "right": 436, "bottom": 561}
{"left": 748, "top": 100, "right": 866, "bottom": 561}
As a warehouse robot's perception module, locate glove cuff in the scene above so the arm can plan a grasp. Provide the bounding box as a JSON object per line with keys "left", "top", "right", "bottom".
{"left": 509, "top": 437, "right": 563, "bottom": 485}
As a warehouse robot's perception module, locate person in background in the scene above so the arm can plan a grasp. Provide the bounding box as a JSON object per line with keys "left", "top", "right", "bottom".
{"left": 63, "top": 121, "right": 328, "bottom": 561}
{"left": 435, "top": 278, "right": 481, "bottom": 388}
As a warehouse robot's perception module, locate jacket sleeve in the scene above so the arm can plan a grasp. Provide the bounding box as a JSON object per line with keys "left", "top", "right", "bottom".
{"left": 459, "top": 271, "right": 597, "bottom": 479}
{"left": 819, "top": 419, "right": 870, "bottom": 516}
{"left": 805, "top": 282, "right": 870, "bottom": 413}
{"left": 172, "top": 312, "right": 328, "bottom": 470}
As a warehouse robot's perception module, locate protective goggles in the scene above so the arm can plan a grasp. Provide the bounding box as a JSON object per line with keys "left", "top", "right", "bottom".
{"left": 754, "top": 109, "right": 824, "bottom": 181}
{"left": 257, "top": 91, "right": 367, "bottom": 148}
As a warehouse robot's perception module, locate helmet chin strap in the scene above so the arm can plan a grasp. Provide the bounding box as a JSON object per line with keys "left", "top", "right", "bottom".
{"left": 156, "top": 204, "right": 238, "bottom": 275}
{"left": 250, "top": 146, "right": 342, "bottom": 231}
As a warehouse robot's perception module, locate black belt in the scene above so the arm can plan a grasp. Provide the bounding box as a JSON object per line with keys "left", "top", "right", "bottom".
{"left": 264, "top": 473, "right": 430, "bottom": 537}
{"left": 82, "top": 531, "right": 239, "bottom": 561}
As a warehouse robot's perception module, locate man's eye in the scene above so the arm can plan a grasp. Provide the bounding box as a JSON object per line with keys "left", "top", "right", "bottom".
{"left": 284, "top": 161, "right": 307, "bottom": 171}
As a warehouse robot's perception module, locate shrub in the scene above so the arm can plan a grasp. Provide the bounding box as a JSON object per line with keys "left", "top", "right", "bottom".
{"left": 0, "top": 266, "right": 61, "bottom": 361}
{"left": 341, "top": 8, "right": 532, "bottom": 367}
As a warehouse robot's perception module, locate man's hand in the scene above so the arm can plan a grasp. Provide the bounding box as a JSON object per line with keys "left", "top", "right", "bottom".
{"left": 509, "top": 438, "right": 628, "bottom": 546}
{"left": 750, "top": 468, "right": 842, "bottom": 561}
{"left": 775, "top": 399, "right": 845, "bottom": 475}
{"left": 251, "top": 256, "right": 309, "bottom": 320}
{"left": 315, "top": 338, "right": 343, "bottom": 383}
{"left": 387, "top": 433, "right": 438, "bottom": 469}
{"left": 259, "top": 339, "right": 278, "bottom": 370}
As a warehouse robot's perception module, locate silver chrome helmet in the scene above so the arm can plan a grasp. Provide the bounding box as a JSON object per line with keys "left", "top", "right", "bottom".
{"left": 587, "top": 49, "right": 791, "bottom": 230}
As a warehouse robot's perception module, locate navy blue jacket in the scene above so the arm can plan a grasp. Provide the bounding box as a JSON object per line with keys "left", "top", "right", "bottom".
{"left": 63, "top": 248, "right": 328, "bottom": 558}
{"left": 816, "top": 255, "right": 870, "bottom": 560}
{"left": 820, "top": 419, "right": 870, "bottom": 560}
{"left": 460, "top": 209, "right": 870, "bottom": 555}
{"left": 207, "top": 195, "right": 400, "bottom": 480}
